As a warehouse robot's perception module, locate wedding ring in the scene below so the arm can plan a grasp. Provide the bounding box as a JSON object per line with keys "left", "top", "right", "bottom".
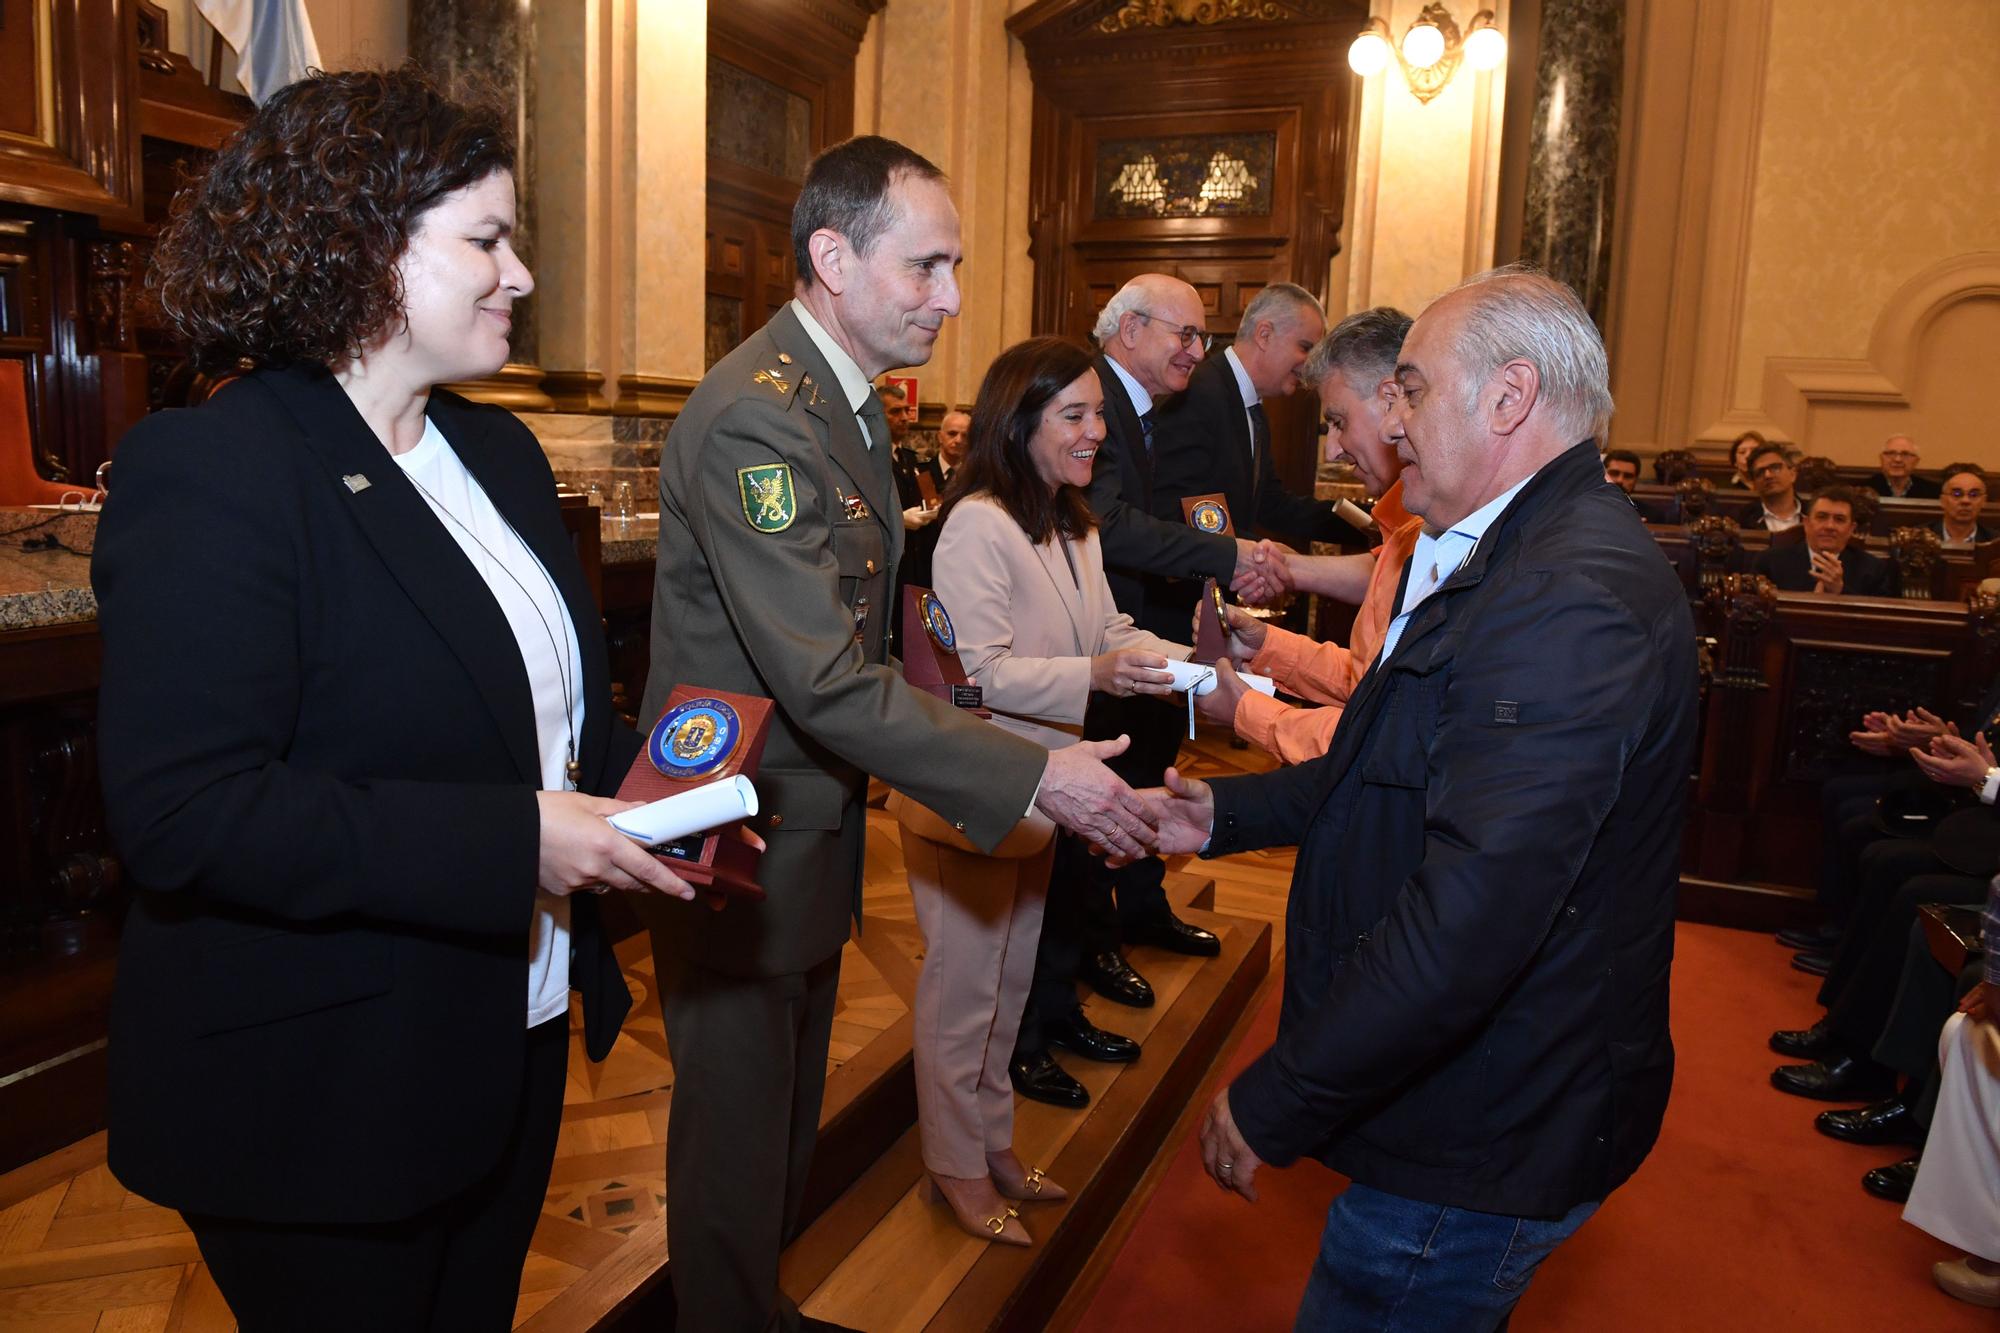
{"left": 1219, "top": 1161, "right": 1233, "bottom": 1173}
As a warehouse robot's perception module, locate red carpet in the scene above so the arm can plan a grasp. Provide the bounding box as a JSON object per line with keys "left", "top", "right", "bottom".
{"left": 1076, "top": 922, "right": 1988, "bottom": 1331}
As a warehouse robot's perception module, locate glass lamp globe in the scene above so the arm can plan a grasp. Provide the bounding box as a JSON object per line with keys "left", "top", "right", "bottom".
{"left": 1464, "top": 24, "right": 1508, "bottom": 71}
{"left": 1401, "top": 20, "right": 1446, "bottom": 70}
{"left": 1347, "top": 31, "right": 1393, "bottom": 77}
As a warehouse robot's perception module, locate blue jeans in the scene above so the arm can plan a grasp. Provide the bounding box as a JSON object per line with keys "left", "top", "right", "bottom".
{"left": 1294, "top": 1183, "right": 1599, "bottom": 1331}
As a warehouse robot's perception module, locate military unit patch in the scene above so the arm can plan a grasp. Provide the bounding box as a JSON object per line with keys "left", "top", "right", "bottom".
{"left": 739, "top": 463, "right": 797, "bottom": 533}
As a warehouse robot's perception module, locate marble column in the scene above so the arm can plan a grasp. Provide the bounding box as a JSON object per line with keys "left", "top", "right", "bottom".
{"left": 410, "top": 0, "right": 551, "bottom": 407}
{"left": 1520, "top": 0, "right": 1625, "bottom": 327}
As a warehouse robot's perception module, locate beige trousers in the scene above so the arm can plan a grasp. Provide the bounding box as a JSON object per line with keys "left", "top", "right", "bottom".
{"left": 893, "top": 795, "right": 1058, "bottom": 1179}
{"left": 1904, "top": 1010, "right": 2000, "bottom": 1261}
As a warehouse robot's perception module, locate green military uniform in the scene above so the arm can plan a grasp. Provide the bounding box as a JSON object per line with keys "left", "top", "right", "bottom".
{"left": 636, "top": 302, "right": 1045, "bottom": 1333}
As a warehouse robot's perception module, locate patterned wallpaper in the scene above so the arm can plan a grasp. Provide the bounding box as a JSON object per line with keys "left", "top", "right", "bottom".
{"left": 1732, "top": 0, "right": 2000, "bottom": 409}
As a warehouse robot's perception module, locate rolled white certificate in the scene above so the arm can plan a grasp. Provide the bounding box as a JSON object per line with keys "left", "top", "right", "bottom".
{"left": 1161, "top": 658, "right": 1278, "bottom": 698}
{"left": 608, "top": 775, "right": 760, "bottom": 846}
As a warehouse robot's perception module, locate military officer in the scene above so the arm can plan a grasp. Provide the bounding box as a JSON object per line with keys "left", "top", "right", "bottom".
{"left": 634, "top": 135, "right": 1156, "bottom": 1333}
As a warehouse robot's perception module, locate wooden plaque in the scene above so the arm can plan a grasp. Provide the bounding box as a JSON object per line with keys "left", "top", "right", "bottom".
{"left": 615, "top": 686, "right": 774, "bottom": 896}
{"left": 916, "top": 469, "right": 940, "bottom": 508}
{"left": 1192, "top": 579, "right": 1230, "bottom": 665}
{"left": 1182, "top": 493, "right": 1234, "bottom": 536}
{"left": 901, "top": 586, "right": 986, "bottom": 713}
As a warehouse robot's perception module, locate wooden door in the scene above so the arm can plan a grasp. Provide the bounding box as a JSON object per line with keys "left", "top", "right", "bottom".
{"left": 704, "top": 0, "right": 879, "bottom": 367}
{"left": 1011, "top": 0, "right": 1364, "bottom": 503}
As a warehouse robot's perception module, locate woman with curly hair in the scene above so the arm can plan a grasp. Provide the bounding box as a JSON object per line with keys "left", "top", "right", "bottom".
{"left": 91, "top": 67, "right": 709, "bottom": 1329}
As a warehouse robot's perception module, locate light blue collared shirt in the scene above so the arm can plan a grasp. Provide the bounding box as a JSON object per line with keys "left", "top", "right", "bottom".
{"left": 1378, "top": 475, "right": 1534, "bottom": 662}
{"left": 1104, "top": 354, "right": 1153, "bottom": 421}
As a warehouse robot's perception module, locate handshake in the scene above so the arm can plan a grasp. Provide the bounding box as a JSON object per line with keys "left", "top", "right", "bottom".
{"left": 1032, "top": 737, "right": 1219, "bottom": 863}
{"left": 1229, "top": 538, "right": 1296, "bottom": 605}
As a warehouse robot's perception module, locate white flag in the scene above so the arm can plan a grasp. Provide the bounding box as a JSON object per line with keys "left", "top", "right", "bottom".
{"left": 195, "top": 0, "right": 323, "bottom": 106}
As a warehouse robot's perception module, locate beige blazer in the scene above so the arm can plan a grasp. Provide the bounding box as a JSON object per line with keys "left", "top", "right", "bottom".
{"left": 932, "top": 493, "right": 1190, "bottom": 751}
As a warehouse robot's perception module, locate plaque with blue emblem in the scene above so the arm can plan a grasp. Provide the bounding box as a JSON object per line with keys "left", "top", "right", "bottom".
{"left": 648, "top": 698, "right": 742, "bottom": 780}
{"left": 1181, "top": 492, "right": 1234, "bottom": 536}
{"left": 616, "top": 686, "right": 773, "bottom": 896}
{"left": 901, "top": 585, "right": 985, "bottom": 713}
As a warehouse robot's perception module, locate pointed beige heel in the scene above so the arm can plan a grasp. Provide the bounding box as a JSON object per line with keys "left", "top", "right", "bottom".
{"left": 924, "top": 1174, "right": 1030, "bottom": 1246}
{"left": 986, "top": 1150, "right": 1069, "bottom": 1203}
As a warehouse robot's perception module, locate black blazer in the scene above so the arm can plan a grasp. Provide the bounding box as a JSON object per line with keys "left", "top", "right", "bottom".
{"left": 93, "top": 364, "right": 635, "bottom": 1226}
{"left": 1150, "top": 352, "right": 1342, "bottom": 548}
{"left": 1082, "top": 355, "right": 1237, "bottom": 621}
{"left": 1863, "top": 471, "right": 1941, "bottom": 499}
{"left": 1751, "top": 542, "right": 1899, "bottom": 596}
{"left": 1207, "top": 442, "right": 1698, "bottom": 1218}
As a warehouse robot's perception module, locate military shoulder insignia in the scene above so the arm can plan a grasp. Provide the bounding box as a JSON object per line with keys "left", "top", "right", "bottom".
{"left": 751, "top": 368, "right": 791, "bottom": 395}
{"left": 739, "top": 463, "right": 798, "bottom": 532}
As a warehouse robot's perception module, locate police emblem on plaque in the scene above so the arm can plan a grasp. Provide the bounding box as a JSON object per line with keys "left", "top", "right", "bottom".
{"left": 920, "top": 590, "right": 957, "bottom": 654}
{"left": 648, "top": 697, "right": 743, "bottom": 780}
{"left": 1190, "top": 499, "right": 1228, "bottom": 533}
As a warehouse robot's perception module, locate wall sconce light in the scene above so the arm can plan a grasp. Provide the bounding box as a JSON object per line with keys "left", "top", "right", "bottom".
{"left": 1348, "top": 5, "right": 1507, "bottom": 103}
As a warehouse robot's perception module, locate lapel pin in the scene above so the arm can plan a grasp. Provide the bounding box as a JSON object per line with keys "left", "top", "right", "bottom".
{"left": 342, "top": 473, "right": 372, "bottom": 494}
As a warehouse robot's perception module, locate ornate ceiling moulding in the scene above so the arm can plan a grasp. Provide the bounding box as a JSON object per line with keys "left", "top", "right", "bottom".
{"left": 1099, "top": 1, "right": 1287, "bottom": 32}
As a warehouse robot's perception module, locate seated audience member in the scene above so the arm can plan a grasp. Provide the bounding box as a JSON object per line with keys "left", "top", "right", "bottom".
{"left": 1735, "top": 442, "right": 1803, "bottom": 532}
{"left": 901, "top": 336, "right": 1193, "bottom": 1245}
{"left": 1770, "top": 731, "right": 1997, "bottom": 1101}
{"left": 1191, "top": 306, "right": 1420, "bottom": 764}
{"left": 1604, "top": 447, "right": 1672, "bottom": 521}
{"left": 1751, "top": 487, "right": 1896, "bottom": 596}
{"left": 1903, "top": 893, "right": 2000, "bottom": 1309}
{"left": 1936, "top": 463, "right": 1994, "bottom": 547}
{"left": 1864, "top": 435, "right": 1941, "bottom": 499}
{"left": 1728, "top": 430, "right": 1767, "bottom": 489}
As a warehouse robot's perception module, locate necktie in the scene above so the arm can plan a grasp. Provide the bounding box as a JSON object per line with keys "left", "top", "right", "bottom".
{"left": 856, "top": 398, "right": 889, "bottom": 452}
{"left": 1140, "top": 409, "right": 1156, "bottom": 459}
{"left": 1248, "top": 401, "right": 1269, "bottom": 471}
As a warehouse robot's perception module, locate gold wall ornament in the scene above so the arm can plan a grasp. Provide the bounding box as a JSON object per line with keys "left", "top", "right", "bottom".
{"left": 1888, "top": 526, "right": 1942, "bottom": 600}
{"left": 1098, "top": 1, "right": 1286, "bottom": 34}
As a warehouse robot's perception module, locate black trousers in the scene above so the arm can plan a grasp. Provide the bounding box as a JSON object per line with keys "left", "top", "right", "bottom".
{"left": 1871, "top": 919, "right": 1983, "bottom": 1129}
{"left": 185, "top": 1014, "right": 569, "bottom": 1333}
{"left": 1825, "top": 868, "right": 1985, "bottom": 1051}
{"left": 1013, "top": 690, "right": 1182, "bottom": 1057}
{"left": 653, "top": 943, "right": 841, "bottom": 1333}
{"left": 1818, "top": 836, "right": 1947, "bottom": 1008}
{"left": 1816, "top": 769, "right": 1899, "bottom": 922}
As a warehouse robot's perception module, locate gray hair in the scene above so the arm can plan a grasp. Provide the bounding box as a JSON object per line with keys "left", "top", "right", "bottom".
{"left": 1301, "top": 306, "right": 1413, "bottom": 392}
{"left": 1240, "top": 282, "right": 1324, "bottom": 337}
{"left": 1440, "top": 263, "right": 1614, "bottom": 444}
{"left": 1091, "top": 283, "right": 1150, "bottom": 346}
{"left": 874, "top": 380, "right": 907, "bottom": 402}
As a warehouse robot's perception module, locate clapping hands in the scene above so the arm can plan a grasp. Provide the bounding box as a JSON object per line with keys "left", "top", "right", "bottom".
{"left": 1911, "top": 730, "right": 1996, "bottom": 790}
{"left": 1850, "top": 708, "right": 1952, "bottom": 757}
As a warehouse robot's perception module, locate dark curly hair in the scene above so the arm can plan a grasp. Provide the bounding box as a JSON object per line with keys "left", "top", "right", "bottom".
{"left": 151, "top": 66, "right": 514, "bottom": 372}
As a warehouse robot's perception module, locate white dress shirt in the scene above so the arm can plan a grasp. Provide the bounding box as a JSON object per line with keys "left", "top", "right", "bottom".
{"left": 1223, "top": 345, "right": 1261, "bottom": 468}
{"left": 1105, "top": 354, "right": 1154, "bottom": 421}
{"left": 790, "top": 299, "right": 877, "bottom": 434}
{"left": 1379, "top": 475, "right": 1534, "bottom": 662}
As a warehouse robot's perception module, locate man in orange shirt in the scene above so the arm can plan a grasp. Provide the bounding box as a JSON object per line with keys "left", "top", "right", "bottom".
{"left": 1197, "top": 307, "right": 1420, "bottom": 763}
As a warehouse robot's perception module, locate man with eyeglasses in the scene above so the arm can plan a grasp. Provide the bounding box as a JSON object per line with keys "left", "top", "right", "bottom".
{"left": 1936, "top": 463, "right": 1994, "bottom": 548}
{"left": 1008, "top": 272, "right": 1285, "bottom": 1114}
{"left": 1733, "top": 442, "right": 1804, "bottom": 533}
{"left": 1864, "top": 435, "right": 1940, "bottom": 500}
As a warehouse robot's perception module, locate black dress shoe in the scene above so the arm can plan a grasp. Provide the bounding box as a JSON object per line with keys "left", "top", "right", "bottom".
{"left": 1816, "top": 1096, "right": 1923, "bottom": 1146}
{"left": 1862, "top": 1156, "right": 1920, "bottom": 1203}
{"left": 1776, "top": 923, "right": 1841, "bottom": 951}
{"left": 1770, "top": 1054, "right": 1894, "bottom": 1101}
{"left": 1009, "top": 1053, "right": 1088, "bottom": 1109}
{"left": 1769, "top": 1018, "right": 1839, "bottom": 1059}
{"left": 1125, "top": 913, "right": 1221, "bottom": 958}
{"left": 1080, "top": 950, "right": 1155, "bottom": 1008}
{"left": 1790, "top": 949, "right": 1834, "bottom": 977}
{"left": 1046, "top": 1010, "right": 1140, "bottom": 1064}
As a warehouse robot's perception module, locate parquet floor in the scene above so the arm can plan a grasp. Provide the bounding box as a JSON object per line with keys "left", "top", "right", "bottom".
{"left": 0, "top": 723, "right": 1288, "bottom": 1332}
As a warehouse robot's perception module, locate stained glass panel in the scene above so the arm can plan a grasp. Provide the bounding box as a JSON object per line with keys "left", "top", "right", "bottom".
{"left": 1093, "top": 133, "right": 1276, "bottom": 219}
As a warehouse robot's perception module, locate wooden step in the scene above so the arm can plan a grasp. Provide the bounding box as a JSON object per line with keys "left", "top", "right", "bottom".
{"left": 777, "top": 904, "right": 1272, "bottom": 1333}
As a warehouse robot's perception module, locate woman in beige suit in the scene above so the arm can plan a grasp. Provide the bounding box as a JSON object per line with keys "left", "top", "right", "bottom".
{"left": 894, "top": 336, "right": 1193, "bottom": 1245}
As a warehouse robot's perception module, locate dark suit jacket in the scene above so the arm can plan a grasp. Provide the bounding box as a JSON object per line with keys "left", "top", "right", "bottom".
{"left": 1206, "top": 441, "right": 1698, "bottom": 1217}
{"left": 1938, "top": 520, "right": 1998, "bottom": 546}
{"left": 93, "top": 364, "right": 634, "bottom": 1226}
{"left": 1082, "top": 355, "right": 1238, "bottom": 626}
{"left": 1864, "top": 471, "right": 1941, "bottom": 499}
{"left": 1752, "top": 542, "right": 1899, "bottom": 596}
{"left": 1149, "top": 352, "right": 1342, "bottom": 548}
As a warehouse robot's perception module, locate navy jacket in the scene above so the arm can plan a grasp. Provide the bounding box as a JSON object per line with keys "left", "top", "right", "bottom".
{"left": 1207, "top": 441, "right": 1698, "bottom": 1218}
